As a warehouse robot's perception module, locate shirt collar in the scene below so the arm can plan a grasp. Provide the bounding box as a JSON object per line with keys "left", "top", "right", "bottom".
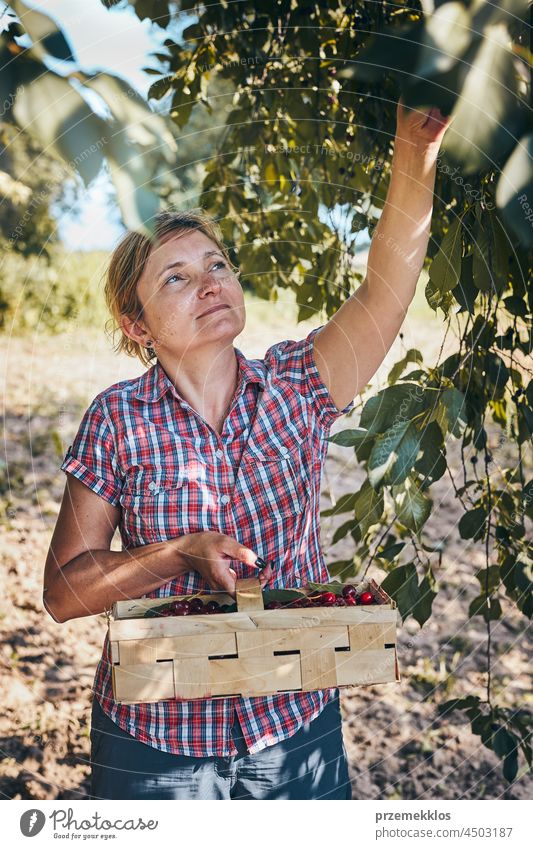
{"left": 134, "top": 347, "right": 266, "bottom": 403}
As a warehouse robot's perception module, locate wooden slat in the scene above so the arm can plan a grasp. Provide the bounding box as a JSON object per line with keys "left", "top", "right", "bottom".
{"left": 173, "top": 656, "right": 302, "bottom": 699}
{"left": 162, "top": 634, "right": 237, "bottom": 658}
{"left": 236, "top": 631, "right": 274, "bottom": 657}
{"left": 208, "top": 657, "right": 302, "bottom": 697}
{"left": 298, "top": 632, "right": 338, "bottom": 689}
{"left": 249, "top": 607, "right": 397, "bottom": 629}
{"left": 235, "top": 577, "right": 264, "bottom": 611}
{"left": 119, "top": 639, "right": 158, "bottom": 665}
{"left": 347, "top": 623, "right": 396, "bottom": 652}
{"left": 236, "top": 626, "right": 349, "bottom": 657}
{"left": 110, "top": 640, "right": 120, "bottom": 664}
{"left": 109, "top": 612, "right": 257, "bottom": 640}
{"left": 118, "top": 634, "right": 238, "bottom": 665}
{"left": 368, "top": 578, "right": 396, "bottom": 608}
{"left": 110, "top": 598, "right": 397, "bottom": 637}
{"left": 173, "top": 658, "right": 212, "bottom": 700}
{"left": 113, "top": 661, "right": 175, "bottom": 703}
{"left": 335, "top": 649, "right": 397, "bottom": 686}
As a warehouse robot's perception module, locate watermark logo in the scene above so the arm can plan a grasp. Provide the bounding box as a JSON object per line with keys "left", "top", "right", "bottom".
{"left": 20, "top": 810, "right": 46, "bottom": 837}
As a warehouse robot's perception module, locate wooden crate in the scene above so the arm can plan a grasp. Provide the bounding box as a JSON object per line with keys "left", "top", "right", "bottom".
{"left": 109, "top": 578, "right": 400, "bottom": 704}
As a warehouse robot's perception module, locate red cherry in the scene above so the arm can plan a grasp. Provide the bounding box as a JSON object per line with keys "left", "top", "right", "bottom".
{"left": 358, "top": 591, "right": 374, "bottom": 605}
{"left": 342, "top": 585, "right": 357, "bottom": 599}
{"left": 320, "top": 592, "right": 337, "bottom": 605}
{"left": 265, "top": 601, "right": 283, "bottom": 610}
{"left": 205, "top": 601, "right": 220, "bottom": 613}
{"left": 335, "top": 597, "right": 347, "bottom": 606}
{"left": 189, "top": 598, "right": 204, "bottom": 612}
{"left": 344, "top": 596, "right": 357, "bottom": 606}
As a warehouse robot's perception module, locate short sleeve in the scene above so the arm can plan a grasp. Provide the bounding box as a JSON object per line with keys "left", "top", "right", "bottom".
{"left": 60, "top": 397, "right": 122, "bottom": 506}
{"left": 265, "top": 324, "right": 355, "bottom": 431}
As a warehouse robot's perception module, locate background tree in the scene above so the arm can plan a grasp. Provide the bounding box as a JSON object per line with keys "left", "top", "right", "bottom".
{"left": 1, "top": 0, "right": 178, "bottom": 231}
{"left": 109, "top": 0, "right": 533, "bottom": 782}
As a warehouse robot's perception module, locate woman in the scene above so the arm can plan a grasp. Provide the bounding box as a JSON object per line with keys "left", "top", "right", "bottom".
{"left": 43, "top": 99, "right": 451, "bottom": 800}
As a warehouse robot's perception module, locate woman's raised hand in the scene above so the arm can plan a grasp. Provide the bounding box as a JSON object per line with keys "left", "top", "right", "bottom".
{"left": 172, "top": 531, "right": 272, "bottom": 596}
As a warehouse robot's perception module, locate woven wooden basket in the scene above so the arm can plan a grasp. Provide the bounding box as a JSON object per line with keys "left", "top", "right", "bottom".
{"left": 109, "top": 577, "right": 400, "bottom": 704}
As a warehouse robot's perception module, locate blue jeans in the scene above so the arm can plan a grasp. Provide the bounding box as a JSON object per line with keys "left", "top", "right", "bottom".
{"left": 89, "top": 693, "right": 352, "bottom": 800}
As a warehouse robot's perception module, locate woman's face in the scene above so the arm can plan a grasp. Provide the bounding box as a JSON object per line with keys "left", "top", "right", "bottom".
{"left": 133, "top": 228, "right": 246, "bottom": 356}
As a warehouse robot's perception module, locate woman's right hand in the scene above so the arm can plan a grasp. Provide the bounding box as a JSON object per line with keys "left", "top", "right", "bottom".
{"left": 172, "top": 531, "right": 272, "bottom": 595}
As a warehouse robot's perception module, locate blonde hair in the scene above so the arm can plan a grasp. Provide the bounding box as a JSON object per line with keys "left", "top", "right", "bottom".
{"left": 104, "top": 209, "right": 238, "bottom": 366}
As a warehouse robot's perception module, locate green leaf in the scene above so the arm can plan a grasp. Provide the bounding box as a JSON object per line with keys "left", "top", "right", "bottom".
{"left": 504, "top": 296, "right": 528, "bottom": 318}
{"left": 327, "top": 428, "right": 369, "bottom": 448}
{"left": 105, "top": 133, "right": 161, "bottom": 233}
{"left": 492, "top": 727, "right": 517, "bottom": 758}
{"left": 414, "top": 421, "right": 447, "bottom": 484}
{"left": 360, "top": 384, "right": 426, "bottom": 435}
{"left": 496, "top": 133, "right": 533, "bottom": 249}
{"left": 469, "top": 595, "right": 502, "bottom": 621}
{"left": 321, "top": 491, "right": 357, "bottom": 518}
{"left": 411, "top": 569, "right": 438, "bottom": 627}
{"left": 324, "top": 561, "right": 357, "bottom": 582}
{"left": 453, "top": 253, "right": 479, "bottom": 314}
{"left": 12, "top": 70, "right": 107, "bottom": 186}
{"left": 515, "top": 560, "right": 532, "bottom": 590}
{"left": 11, "top": 0, "right": 75, "bottom": 61}
{"left": 441, "top": 25, "right": 527, "bottom": 174}
{"left": 500, "top": 554, "right": 517, "bottom": 595}
{"left": 338, "top": 20, "right": 423, "bottom": 84}
{"left": 414, "top": 1, "right": 472, "bottom": 78}
{"left": 134, "top": 0, "right": 171, "bottom": 28}
{"left": 387, "top": 349, "right": 423, "bottom": 385}
{"left": 306, "top": 581, "right": 345, "bottom": 594}
{"left": 263, "top": 589, "right": 306, "bottom": 604}
{"left": 79, "top": 72, "right": 176, "bottom": 160}
{"left": 475, "top": 564, "right": 501, "bottom": 595}
{"left": 375, "top": 541, "right": 405, "bottom": 562}
{"left": 368, "top": 421, "right": 421, "bottom": 488}
{"left": 353, "top": 480, "right": 384, "bottom": 537}
{"left": 503, "top": 749, "right": 519, "bottom": 783}
{"left": 459, "top": 506, "right": 487, "bottom": 540}
{"left": 332, "top": 518, "right": 356, "bottom": 545}
{"left": 148, "top": 75, "right": 173, "bottom": 101}
{"left": 381, "top": 563, "right": 420, "bottom": 621}
{"left": 426, "top": 218, "right": 462, "bottom": 312}
{"left": 472, "top": 216, "right": 493, "bottom": 292}
{"left": 438, "top": 696, "right": 480, "bottom": 715}
{"left": 432, "top": 387, "right": 468, "bottom": 438}
{"left": 392, "top": 476, "right": 432, "bottom": 534}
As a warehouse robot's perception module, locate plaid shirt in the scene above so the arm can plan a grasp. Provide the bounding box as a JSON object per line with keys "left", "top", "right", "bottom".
{"left": 60, "top": 325, "right": 354, "bottom": 756}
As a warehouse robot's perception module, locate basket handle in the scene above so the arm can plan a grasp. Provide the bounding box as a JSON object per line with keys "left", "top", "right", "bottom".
{"left": 235, "top": 577, "right": 264, "bottom": 611}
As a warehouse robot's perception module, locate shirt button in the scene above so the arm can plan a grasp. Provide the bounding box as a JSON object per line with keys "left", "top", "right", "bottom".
{"left": 148, "top": 481, "right": 157, "bottom": 491}
{"left": 215, "top": 449, "right": 224, "bottom": 459}
{"left": 220, "top": 494, "right": 230, "bottom": 506}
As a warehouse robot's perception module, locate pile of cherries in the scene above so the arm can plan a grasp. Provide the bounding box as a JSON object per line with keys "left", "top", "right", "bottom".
{"left": 265, "top": 585, "right": 374, "bottom": 610}
{"left": 145, "top": 597, "right": 234, "bottom": 617}
{"left": 145, "top": 584, "right": 375, "bottom": 618}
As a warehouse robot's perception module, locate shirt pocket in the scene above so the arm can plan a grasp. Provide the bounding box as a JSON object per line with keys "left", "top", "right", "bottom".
{"left": 120, "top": 445, "right": 209, "bottom": 541}
{"left": 241, "top": 426, "right": 306, "bottom": 519}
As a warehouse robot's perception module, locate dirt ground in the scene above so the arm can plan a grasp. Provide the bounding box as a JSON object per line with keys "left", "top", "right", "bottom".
{"left": 1, "top": 298, "right": 531, "bottom": 800}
